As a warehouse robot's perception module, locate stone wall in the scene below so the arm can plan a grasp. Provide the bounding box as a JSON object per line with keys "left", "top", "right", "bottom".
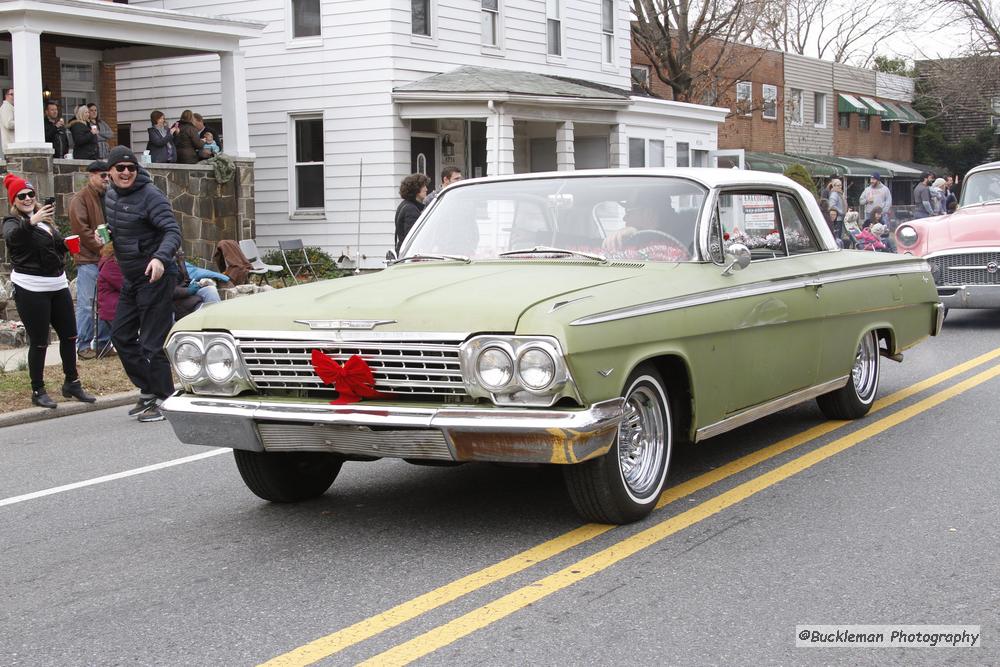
{"left": 1, "top": 152, "right": 255, "bottom": 268}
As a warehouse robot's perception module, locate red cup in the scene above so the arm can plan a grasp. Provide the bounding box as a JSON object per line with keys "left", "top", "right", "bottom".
{"left": 65, "top": 235, "right": 81, "bottom": 254}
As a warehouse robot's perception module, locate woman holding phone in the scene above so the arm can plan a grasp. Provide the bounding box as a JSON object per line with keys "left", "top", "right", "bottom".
{"left": 2, "top": 173, "right": 95, "bottom": 408}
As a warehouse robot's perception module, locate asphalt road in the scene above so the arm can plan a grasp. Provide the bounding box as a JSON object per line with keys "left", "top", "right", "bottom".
{"left": 2, "top": 309, "right": 999, "bottom": 666}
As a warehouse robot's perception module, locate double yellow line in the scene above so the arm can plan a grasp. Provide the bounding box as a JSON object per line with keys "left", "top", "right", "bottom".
{"left": 263, "top": 347, "right": 1000, "bottom": 667}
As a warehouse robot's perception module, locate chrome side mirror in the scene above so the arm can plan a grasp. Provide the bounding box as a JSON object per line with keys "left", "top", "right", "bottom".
{"left": 385, "top": 249, "right": 397, "bottom": 262}
{"left": 721, "top": 243, "right": 751, "bottom": 276}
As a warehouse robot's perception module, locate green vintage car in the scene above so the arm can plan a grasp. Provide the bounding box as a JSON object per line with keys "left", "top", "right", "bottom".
{"left": 162, "top": 169, "right": 942, "bottom": 524}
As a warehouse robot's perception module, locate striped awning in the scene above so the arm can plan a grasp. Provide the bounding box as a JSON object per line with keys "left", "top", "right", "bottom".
{"left": 897, "top": 103, "right": 926, "bottom": 124}
{"left": 838, "top": 93, "right": 869, "bottom": 114}
{"left": 859, "top": 96, "right": 890, "bottom": 117}
{"left": 873, "top": 99, "right": 906, "bottom": 122}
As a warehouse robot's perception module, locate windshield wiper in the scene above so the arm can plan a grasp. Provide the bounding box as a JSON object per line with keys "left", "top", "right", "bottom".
{"left": 390, "top": 253, "right": 471, "bottom": 265}
{"left": 499, "top": 246, "right": 607, "bottom": 262}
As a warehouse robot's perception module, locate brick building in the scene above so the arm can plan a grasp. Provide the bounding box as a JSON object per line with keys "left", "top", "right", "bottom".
{"left": 633, "top": 38, "right": 932, "bottom": 210}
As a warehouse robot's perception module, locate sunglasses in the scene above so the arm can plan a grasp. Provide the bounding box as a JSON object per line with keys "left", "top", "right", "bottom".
{"left": 113, "top": 164, "right": 138, "bottom": 173}
{"left": 15, "top": 191, "right": 36, "bottom": 201}
{"left": 98, "top": 173, "right": 110, "bottom": 179}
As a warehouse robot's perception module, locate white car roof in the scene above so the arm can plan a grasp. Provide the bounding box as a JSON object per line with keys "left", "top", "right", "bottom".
{"left": 455, "top": 167, "right": 800, "bottom": 191}
{"left": 966, "top": 161, "right": 1000, "bottom": 177}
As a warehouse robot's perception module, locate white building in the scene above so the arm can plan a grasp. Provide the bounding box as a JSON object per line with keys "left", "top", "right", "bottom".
{"left": 116, "top": 0, "right": 727, "bottom": 266}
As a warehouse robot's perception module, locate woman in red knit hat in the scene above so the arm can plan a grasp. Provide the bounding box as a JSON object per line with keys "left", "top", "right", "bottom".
{"left": 2, "top": 172, "right": 95, "bottom": 408}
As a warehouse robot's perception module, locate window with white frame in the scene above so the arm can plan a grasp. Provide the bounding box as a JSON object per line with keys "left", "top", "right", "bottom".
{"left": 762, "top": 84, "right": 777, "bottom": 120}
{"left": 814, "top": 92, "right": 826, "bottom": 127}
{"left": 649, "top": 139, "right": 664, "bottom": 167}
{"left": 412, "top": 0, "right": 431, "bottom": 36}
{"left": 547, "top": 0, "right": 562, "bottom": 56}
{"left": 676, "top": 141, "right": 690, "bottom": 167}
{"left": 291, "top": 0, "right": 321, "bottom": 38}
{"left": 991, "top": 96, "right": 1000, "bottom": 129}
{"left": 601, "top": 0, "right": 615, "bottom": 64}
{"left": 482, "top": 0, "right": 500, "bottom": 46}
{"left": 293, "top": 116, "right": 324, "bottom": 211}
{"left": 60, "top": 61, "right": 97, "bottom": 114}
{"left": 735, "top": 81, "right": 752, "bottom": 116}
{"left": 627, "top": 138, "right": 665, "bottom": 167}
{"left": 629, "top": 138, "right": 645, "bottom": 168}
{"left": 789, "top": 88, "right": 803, "bottom": 125}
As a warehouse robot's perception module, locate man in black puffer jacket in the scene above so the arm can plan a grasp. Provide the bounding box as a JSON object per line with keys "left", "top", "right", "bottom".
{"left": 104, "top": 146, "right": 182, "bottom": 422}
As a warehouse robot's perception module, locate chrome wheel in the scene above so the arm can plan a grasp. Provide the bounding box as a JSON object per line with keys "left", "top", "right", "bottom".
{"left": 618, "top": 382, "right": 667, "bottom": 501}
{"left": 851, "top": 331, "right": 879, "bottom": 404}
{"left": 563, "top": 365, "right": 674, "bottom": 524}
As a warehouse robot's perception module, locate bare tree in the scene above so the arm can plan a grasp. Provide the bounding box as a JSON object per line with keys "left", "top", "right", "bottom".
{"left": 940, "top": 0, "right": 1000, "bottom": 54}
{"left": 752, "top": 0, "right": 919, "bottom": 66}
{"left": 631, "top": 0, "right": 766, "bottom": 103}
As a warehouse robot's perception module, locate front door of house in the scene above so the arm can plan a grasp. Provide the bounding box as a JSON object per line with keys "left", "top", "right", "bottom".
{"left": 411, "top": 137, "right": 436, "bottom": 180}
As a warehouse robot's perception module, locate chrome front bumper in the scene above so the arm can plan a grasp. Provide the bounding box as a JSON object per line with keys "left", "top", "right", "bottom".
{"left": 161, "top": 394, "right": 624, "bottom": 465}
{"left": 938, "top": 285, "right": 1000, "bottom": 310}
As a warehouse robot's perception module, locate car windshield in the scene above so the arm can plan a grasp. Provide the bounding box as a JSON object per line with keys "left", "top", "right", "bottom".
{"left": 403, "top": 175, "right": 708, "bottom": 262}
{"left": 960, "top": 168, "right": 1000, "bottom": 206}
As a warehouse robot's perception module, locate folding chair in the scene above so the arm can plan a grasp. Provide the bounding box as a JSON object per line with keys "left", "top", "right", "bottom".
{"left": 277, "top": 239, "right": 316, "bottom": 285}
{"left": 239, "top": 239, "right": 285, "bottom": 286}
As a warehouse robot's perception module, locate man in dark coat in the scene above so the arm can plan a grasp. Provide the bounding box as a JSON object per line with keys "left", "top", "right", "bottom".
{"left": 44, "top": 101, "right": 70, "bottom": 158}
{"left": 104, "top": 146, "right": 182, "bottom": 422}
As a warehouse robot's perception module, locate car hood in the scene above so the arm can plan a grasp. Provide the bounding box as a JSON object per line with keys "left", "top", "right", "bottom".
{"left": 916, "top": 206, "right": 1000, "bottom": 253}
{"left": 174, "top": 262, "right": 645, "bottom": 335}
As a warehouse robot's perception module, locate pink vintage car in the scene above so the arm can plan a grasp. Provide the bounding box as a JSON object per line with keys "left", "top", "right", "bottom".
{"left": 895, "top": 161, "right": 1000, "bottom": 310}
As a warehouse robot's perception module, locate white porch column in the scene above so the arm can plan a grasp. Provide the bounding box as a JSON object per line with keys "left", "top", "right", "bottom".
{"left": 8, "top": 27, "right": 49, "bottom": 151}
{"left": 486, "top": 103, "right": 514, "bottom": 176}
{"left": 556, "top": 121, "right": 575, "bottom": 171}
{"left": 609, "top": 123, "right": 628, "bottom": 168}
{"left": 219, "top": 49, "right": 254, "bottom": 159}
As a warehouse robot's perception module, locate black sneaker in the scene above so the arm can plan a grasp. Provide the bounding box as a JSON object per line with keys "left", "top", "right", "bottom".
{"left": 137, "top": 405, "right": 165, "bottom": 423}
{"left": 128, "top": 397, "right": 157, "bottom": 416}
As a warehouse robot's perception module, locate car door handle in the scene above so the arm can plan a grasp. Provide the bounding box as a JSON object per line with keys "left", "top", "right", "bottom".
{"left": 805, "top": 280, "right": 824, "bottom": 298}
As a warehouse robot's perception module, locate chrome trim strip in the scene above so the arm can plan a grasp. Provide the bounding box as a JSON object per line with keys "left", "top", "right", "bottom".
{"left": 549, "top": 295, "right": 593, "bottom": 312}
{"left": 923, "top": 246, "right": 1000, "bottom": 260}
{"left": 571, "top": 262, "right": 930, "bottom": 326}
{"left": 228, "top": 330, "right": 471, "bottom": 342}
{"left": 694, "top": 376, "right": 849, "bottom": 442}
{"left": 293, "top": 319, "right": 397, "bottom": 330}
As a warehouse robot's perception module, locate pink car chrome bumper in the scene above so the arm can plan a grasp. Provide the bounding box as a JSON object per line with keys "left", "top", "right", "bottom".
{"left": 937, "top": 285, "right": 1000, "bottom": 310}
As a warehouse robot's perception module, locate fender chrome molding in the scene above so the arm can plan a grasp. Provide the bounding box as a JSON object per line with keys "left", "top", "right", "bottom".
{"left": 694, "top": 375, "right": 849, "bottom": 442}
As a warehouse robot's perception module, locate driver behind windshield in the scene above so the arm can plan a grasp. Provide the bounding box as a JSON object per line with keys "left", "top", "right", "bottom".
{"left": 602, "top": 189, "right": 690, "bottom": 259}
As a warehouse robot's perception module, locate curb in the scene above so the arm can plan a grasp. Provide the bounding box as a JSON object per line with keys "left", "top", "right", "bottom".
{"left": 0, "top": 390, "right": 141, "bottom": 428}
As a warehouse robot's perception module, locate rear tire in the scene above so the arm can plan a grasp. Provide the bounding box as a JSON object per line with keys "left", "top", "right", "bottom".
{"left": 563, "top": 365, "right": 672, "bottom": 524}
{"left": 233, "top": 450, "right": 343, "bottom": 502}
{"left": 817, "top": 330, "right": 880, "bottom": 420}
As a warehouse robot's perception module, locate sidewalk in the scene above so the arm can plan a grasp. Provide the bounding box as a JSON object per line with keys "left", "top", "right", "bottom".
{"left": 1, "top": 340, "right": 70, "bottom": 372}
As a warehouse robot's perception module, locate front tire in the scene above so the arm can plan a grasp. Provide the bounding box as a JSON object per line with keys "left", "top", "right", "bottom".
{"left": 234, "top": 450, "right": 344, "bottom": 502}
{"left": 563, "top": 365, "right": 673, "bottom": 524}
{"left": 816, "top": 330, "right": 881, "bottom": 419}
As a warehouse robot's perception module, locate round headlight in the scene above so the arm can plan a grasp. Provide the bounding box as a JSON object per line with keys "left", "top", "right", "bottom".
{"left": 517, "top": 348, "right": 555, "bottom": 390}
{"left": 897, "top": 225, "right": 918, "bottom": 246}
{"left": 476, "top": 347, "right": 513, "bottom": 389}
{"left": 174, "top": 341, "right": 203, "bottom": 379}
{"left": 205, "top": 342, "right": 236, "bottom": 382}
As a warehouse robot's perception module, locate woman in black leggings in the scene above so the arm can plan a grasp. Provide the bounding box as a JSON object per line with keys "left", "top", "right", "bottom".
{"left": 3, "top": 172, "right": 95, "bottom": 408}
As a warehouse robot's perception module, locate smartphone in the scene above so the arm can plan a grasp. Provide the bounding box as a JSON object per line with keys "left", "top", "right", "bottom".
{"left": 44, "top": 197, "right": 56, "bottom": 206}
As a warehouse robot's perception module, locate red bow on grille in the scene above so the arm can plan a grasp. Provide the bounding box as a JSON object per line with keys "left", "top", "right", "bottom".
{"left": 310, "top": 349, "right": 388, "bottom": 404}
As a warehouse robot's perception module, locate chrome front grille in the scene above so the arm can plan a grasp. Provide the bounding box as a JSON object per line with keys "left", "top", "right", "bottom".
{"left": 237, "top": 337, "right": 468, "bottom": 398}
{"left": 928, "top": 252, "right": 1000, "bottom": 286}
